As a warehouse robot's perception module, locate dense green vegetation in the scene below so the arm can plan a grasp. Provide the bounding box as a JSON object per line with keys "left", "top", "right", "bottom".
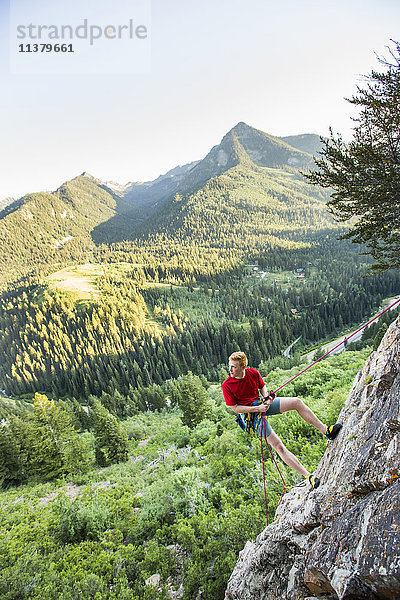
{"left": 0, "top": 351, "right": 372, "bottom": 600}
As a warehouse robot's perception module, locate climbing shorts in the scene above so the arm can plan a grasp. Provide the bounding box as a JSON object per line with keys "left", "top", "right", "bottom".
{"left": 253, "top": 397, "right": 281, "bottom": 438}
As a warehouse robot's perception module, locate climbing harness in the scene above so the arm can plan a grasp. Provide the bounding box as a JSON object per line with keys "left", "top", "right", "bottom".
{"left": 257, "top": 297, "right": 400, "bottom": 522}
{"left": 235, "top": 399, "right": 264, "bottom": 434}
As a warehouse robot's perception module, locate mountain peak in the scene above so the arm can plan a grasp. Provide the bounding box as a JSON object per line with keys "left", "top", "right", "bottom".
{"left": 231, "top": 120, "right": 250, "bottom": 131}
{"left": 142, "top": 122, "right": 316, "bottom": 208}
{"left": 228, "top": 123, "right": 323, "bottom": 158}
{"left": 218, "top": 122, "right": 314, "bottom": 170}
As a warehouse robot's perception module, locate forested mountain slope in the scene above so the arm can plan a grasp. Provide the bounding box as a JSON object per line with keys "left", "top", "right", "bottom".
{"left": 137, "top": 162, "right": 335, "bottom": 249}
{"left": 0, "top": 122, "right": 326, "bottom": 289}
{"left": 0, "top": 174, "right": 132, "bottom": 285}
{"left": 109, "top": 123, "right": 334, "bottom": 257}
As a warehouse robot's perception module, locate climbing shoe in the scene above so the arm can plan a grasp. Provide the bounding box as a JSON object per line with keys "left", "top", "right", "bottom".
{"left": 308, "top": 474, "right": 320, "bottom": 489}
{"left": 326, "top": 423, "right": 342, "bottom": 440}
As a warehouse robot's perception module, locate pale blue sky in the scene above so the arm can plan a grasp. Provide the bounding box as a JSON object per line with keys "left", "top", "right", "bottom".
{"left": 1, "top": 0, "right": 399, "bottom": 201}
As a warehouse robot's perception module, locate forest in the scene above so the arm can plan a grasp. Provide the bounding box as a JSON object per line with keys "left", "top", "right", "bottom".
{"left": 1, "top": 237, "right": 400, "bottom": 402}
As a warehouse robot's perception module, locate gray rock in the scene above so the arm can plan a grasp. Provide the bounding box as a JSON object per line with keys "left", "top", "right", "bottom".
{"left": 145, "top": 573, "right": 161, "bottom": 587}
{"left": 225, "top": 316, "right": 400, "bottom": 600}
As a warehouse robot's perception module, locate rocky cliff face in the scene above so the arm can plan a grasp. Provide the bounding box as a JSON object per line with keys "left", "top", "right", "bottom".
{"left": 225, "top": 316, "right": 400, "bottom": 600}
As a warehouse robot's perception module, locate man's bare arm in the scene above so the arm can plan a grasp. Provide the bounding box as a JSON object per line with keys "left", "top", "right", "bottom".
{"left": 260, "top": 385, "right": 273, "bottom": 407}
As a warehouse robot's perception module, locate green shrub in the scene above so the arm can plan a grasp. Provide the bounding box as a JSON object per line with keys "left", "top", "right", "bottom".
{"left": 53, "top": 495, "right": 109, "bottom": 543}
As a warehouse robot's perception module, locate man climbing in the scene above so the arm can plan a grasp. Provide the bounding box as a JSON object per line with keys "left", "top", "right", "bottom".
{"left": 222, "top": 351, "right": 342, "bottom": 489}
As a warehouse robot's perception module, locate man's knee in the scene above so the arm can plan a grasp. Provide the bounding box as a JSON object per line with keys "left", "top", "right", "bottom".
{"left": 282, "top": 396, "right": 303, "bottom": 412}
{"left": 292, "top": 397, "right": 304, "bottom": 411}
{"left": 269, "top": 437, "right": 286, "bottom": 455}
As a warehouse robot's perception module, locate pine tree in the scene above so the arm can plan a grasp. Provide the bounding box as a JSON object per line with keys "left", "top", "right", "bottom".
{"left": 169, "top": 372, "right": 210, "bottom": 428}
{"left": 305, "top": 41, "right": 400, "bottom": 272}
{"left": 20, "top": 393, "right": 90, "bottom": 479}
{"left": 373, "top": 322, "right": 388, "bottom": 350}
{"left": 92, "top": 399, "right": 129, "bottom": 466}
{"left": 0, "top": 423, "right": 24, "bottom": 486}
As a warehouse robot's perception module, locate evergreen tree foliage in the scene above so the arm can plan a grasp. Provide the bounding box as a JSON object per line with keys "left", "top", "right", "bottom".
{"left": 305, "top": 41, "right": 400, "bottom": 272}
{"left": 28, "top": 393, "right": 90, "bottom": 478}
{"left": 3, "top": 393, "right": 90, "bottom": 482}
{"left": 92, "top": 399, "right": 129, "bottom": 466}
{"left": 0, "top": 422, "right": 24, "bottom": 486}
{"left": 169, "top": 372, "right": 210, "bottom": 428}
{"left": 373, "top": 322, "right": 389, "bottom": 350}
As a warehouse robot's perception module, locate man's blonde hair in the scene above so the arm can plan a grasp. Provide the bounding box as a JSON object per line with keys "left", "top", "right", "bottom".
{"left": 229, "top": 352, "right": 248, "bottom": 368}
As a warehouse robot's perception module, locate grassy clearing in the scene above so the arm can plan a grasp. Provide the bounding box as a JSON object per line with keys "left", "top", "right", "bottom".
{"left": 47, "top": 263, "right": 105, "bottom": 299}
{"left": 247, "top": 269, "right": 308, "bottom": 293}
{"left": 46, "top": 263, "right": 180, "bottom": 300}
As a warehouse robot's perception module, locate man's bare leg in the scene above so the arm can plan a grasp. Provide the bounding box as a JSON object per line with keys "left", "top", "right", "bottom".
{"left": 279, "top": 397, "right": 327, "bottom": 435}
{"left": 266, "top": 430, "right": 310, "bottom": 477}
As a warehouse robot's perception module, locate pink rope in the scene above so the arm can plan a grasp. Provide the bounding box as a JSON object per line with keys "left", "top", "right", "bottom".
{"left": 260, "top": 415, "right": 269, "bottom": 524}
{"left": 260, "top": 414, "right": 288, "bottom": 522}
{"left": 273, "top": 297, "right": 400, "bottom": 396}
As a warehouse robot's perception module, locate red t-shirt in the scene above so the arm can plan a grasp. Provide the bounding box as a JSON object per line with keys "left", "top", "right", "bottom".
{"left": 222, "top": 368, "right": 265, "bottom": 406}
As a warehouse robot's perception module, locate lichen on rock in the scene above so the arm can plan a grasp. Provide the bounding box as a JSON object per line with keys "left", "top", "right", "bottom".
{"left": 225, "top": 316, "right": 400, "bottom": 600}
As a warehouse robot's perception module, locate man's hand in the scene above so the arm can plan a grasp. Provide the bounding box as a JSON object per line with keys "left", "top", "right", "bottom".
{"left": 261, "top": 398, "right": 272, "bottom": 410}
{"left": 261, "top": 390, "right": 275, "bottom": 410}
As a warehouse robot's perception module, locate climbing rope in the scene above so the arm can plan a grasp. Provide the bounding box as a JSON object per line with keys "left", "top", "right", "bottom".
{"left": 260, "top": 414, "right": 288, "bottom": 524}
{"left": 259, "top": 296, "right": 400, "bottom": 522}
{"left": 260, "top": 416, "right": 269, "bottom": 522}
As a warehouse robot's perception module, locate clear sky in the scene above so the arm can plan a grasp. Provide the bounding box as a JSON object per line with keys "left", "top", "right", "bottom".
{"left": 1, "top": 0, "right": 399, "bottom": 201}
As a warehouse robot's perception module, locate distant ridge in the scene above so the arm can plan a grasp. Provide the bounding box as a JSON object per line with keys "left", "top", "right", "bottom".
{"left": 0, "top": 197, "right": 16, "bottom": 214}
{"left": 122, "top": 162, "right": 198, "bottom": 217}
{"left": 279, "top": 133, "right": 323, "bottom": 156}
